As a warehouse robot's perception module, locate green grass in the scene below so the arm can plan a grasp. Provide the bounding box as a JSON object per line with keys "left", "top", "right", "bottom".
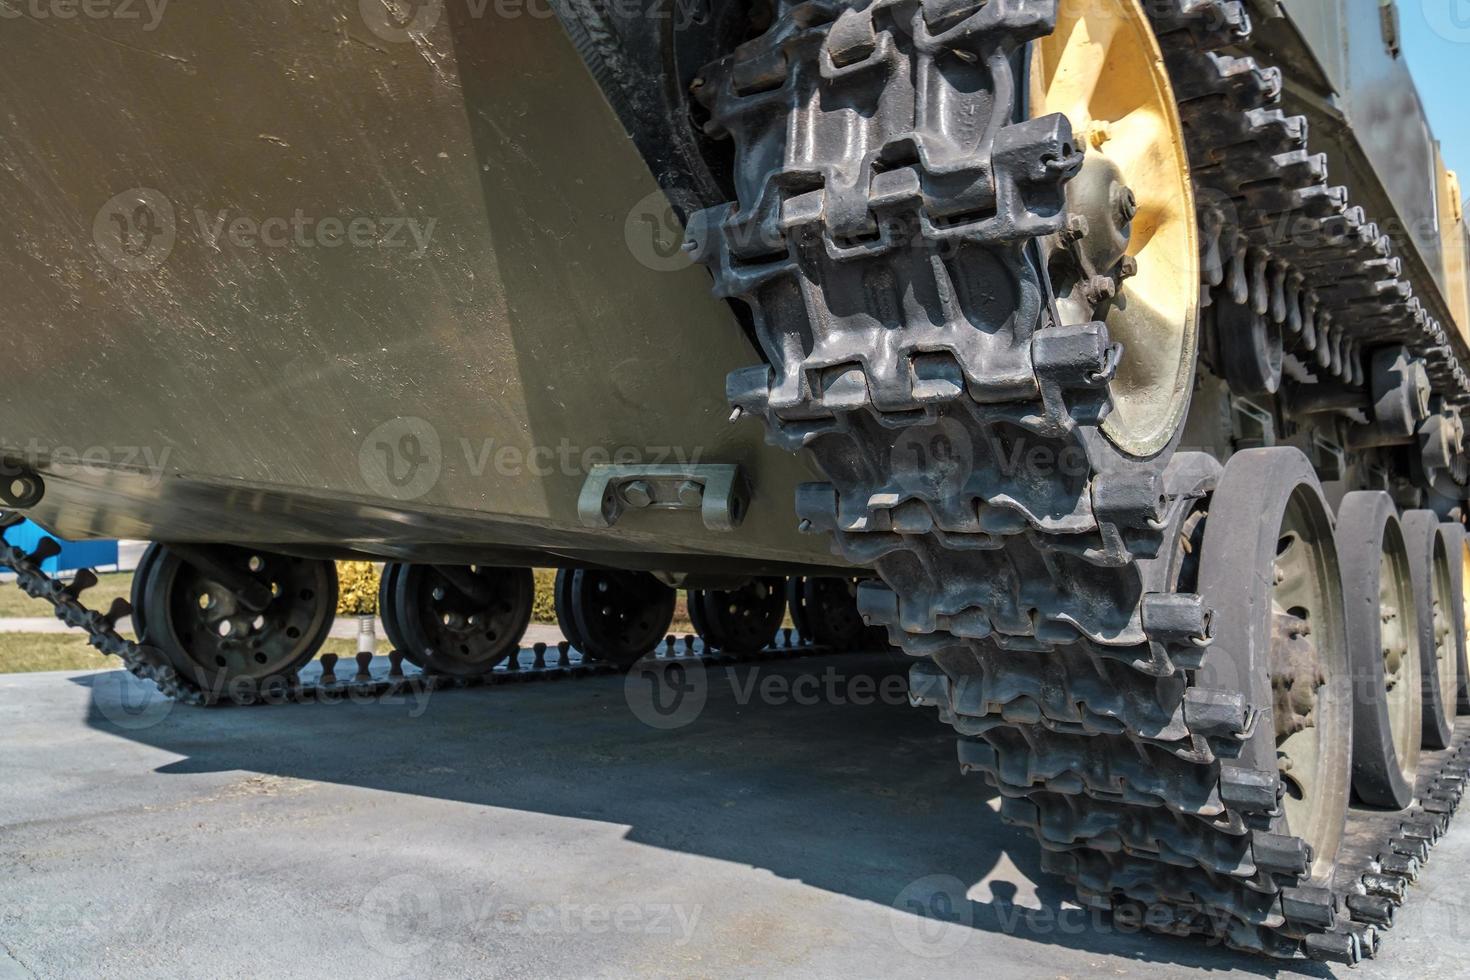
{"left": 0, "top": 633, "right": 124, "bottom": 673}
{"left": 0, "top": 632, "right": 387, "bottom": 675}
{"left": 0, "top": 571, "right": 134, "bottom": 619}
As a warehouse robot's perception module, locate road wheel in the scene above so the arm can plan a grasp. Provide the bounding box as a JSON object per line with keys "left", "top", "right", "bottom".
{"left": 1403, "top": 512, "right": 1458, "bottom": 748}
{"left": 128, "top": 542, "right": 165, "bottom": 641}
{"left": 690, "top": 577, "right": 785, "bottom": 654}
{"left": 554, "top": 568, "right": 589, "bottom": 654}
{"left": 390, "top": 565, "right": 533, "bottom": 676}
{"left": 139, "top": 545, "right": 337, "bottom": 695}
{"left": 378, "top": 562, "right": 408, "bottom": 653}
{"left": 565, "top": 569, "right": 675, "bottom": 668}
{"left": 1198, "top": 448, "right": 1351, "bottom": 880}
{"left": 802, "top": 577, "right": 880, "bottom": 652}
{"left": 1335, "top": 492, "right": 1420, "bottom": 809}
{"left": 1444, "top": 522, "right": 1470, "bottom": 715}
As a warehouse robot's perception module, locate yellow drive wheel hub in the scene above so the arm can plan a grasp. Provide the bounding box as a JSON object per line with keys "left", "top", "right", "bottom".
{"left": 1030, "top": 0, "right": 1199, "bottom": 458}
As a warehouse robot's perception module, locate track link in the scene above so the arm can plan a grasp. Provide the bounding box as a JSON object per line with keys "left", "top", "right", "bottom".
{"left": 692, "top": 0, "right": 1470, "bottom": 964}
{"left": 0, "top": 515, "right": 853, "bottom": 705}
{"left": 1153, "top": 1, "right": 1470, "bottom": 404}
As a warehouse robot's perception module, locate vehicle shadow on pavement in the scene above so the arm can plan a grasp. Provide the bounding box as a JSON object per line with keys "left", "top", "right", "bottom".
{"left": 73, "top": 652, "right": 1326, "bottom": 978}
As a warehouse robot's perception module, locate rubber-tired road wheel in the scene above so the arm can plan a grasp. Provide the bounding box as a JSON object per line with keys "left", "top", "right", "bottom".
{"left": 139, "top": 544, "right": 338, "bottom": 695}
{"left": 1443, "top": 522, "right": 1470, "bottom": 715}
{"left": 377, "top": 562, "right": 408, "bottom": 654}
{"left": 554, "top": 567, "right": 588, "bottom": 654}
{"left": 1335, "top": 492, "right": 1421, "bottom": 809}
{"left": 390, "top": 565, "right": 533, "bottom": 676}
{"left": 801, "top": 577, "right": 881, "bottom": 651}
{"left": 128, "top": 541, "right": 165, "bottom": 642}
{"left": 1197, "top": 448, "right": 1351, "bottom": 882}
{"left": 690, "top": 577, "right": 785, "bottom": 654}
{"left": 566, "top": 569, "right": 675, "bottom": 667}
{"left": 1403, "top": 512, "right": 1458, "bottom": 749}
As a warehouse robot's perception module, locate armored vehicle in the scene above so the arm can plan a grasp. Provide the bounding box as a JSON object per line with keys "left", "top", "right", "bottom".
{"left": 3, "top": 0, "right": 1470, "bottom": 964}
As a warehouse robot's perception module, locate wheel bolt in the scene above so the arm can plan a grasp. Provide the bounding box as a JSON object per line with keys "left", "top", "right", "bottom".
{"left": 623, "top": 480, "right": 654, "bottom": 508}
{"left": 1116, "top": 187, "right": 1138, "bottom": 225}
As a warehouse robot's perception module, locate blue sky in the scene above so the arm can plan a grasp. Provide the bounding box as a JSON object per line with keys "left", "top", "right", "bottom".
{"left": 1401, "top": 3, "right": 1470, "bottom": 198}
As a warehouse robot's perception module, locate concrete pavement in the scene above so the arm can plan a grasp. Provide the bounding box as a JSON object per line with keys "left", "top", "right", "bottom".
{"left": 1, "top": 653, "right": 1467, "bottom": 978}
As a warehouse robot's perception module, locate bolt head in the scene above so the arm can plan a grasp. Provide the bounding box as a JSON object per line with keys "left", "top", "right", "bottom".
{"left": 1115, "top": 186, "right": 1138, "bottom": 225}
{"left": 676, "top": 480, "right": 704, "bottom": 508}
{"left": 622, "top": 480, "right": 655, "bottom": 508}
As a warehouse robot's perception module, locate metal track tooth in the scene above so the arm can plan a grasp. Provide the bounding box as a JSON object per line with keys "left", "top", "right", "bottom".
{"left": 1250, "top": 831, "right": 1311, "bottom": 877}
{"left": 1304, "top": 928, "right": 1361, "bottom": 965}
{"left": 1346, "top": 893, "right": 1396, "bottom": 928}
{"left": 1217, "top": 766, "right": 1280, "bottom": 816}
{"left": 1399, "top": 816, "right": 1446, "bottom": 846}
{"left": 1388, "top": 835, "right": 1430, "bottom": 863}
{"left": 1280, "top": 885, "right": 1337, "bottom": 930}
{"left": 1377, "top": 853, "right": 1419, "bottom": 882}
{"left": 26, "top": 536, "right": 62, "bottom": 564}
{"left": 61, "top": 567, "right": 98, "bottom": 599}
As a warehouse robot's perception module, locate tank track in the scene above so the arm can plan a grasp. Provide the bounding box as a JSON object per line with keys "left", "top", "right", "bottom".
{"left": 690, "top": 0, "right": 1470, "bottom": 964}
{"left": 0, "top": 514, "right": 209, "bottom": 706}
{"left": 0, "top": 515, "right": 850, "bottom": 706}
{"left": 1157, "top": 1, "right": 1470, "bottom": 406}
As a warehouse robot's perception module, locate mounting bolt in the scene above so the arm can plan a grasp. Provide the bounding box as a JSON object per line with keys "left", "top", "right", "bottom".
{"left": 1062, "top": 214, "right": 1090, "bottom": 243}
{"left": 677, "top": 480, "right": 704, "bottom": 508}
{"left": 622, "top": 480, "right": 654, "bottom": 508}
{"left": 1087, "top": 120, "right": 1112, "bottom": 149}
{"left": 1115, "top": 186, "right": 1138, "bottom": 225}
{"left": 1082, "top": 276, "right": 1117, "bottom": 305}
{"left": 1116, "top": 255, "right": 1138, "bottom": 280}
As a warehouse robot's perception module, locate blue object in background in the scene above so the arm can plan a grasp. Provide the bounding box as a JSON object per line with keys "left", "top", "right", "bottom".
{"left": 5, "top": 520, "right": 118, "bottom": 573}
